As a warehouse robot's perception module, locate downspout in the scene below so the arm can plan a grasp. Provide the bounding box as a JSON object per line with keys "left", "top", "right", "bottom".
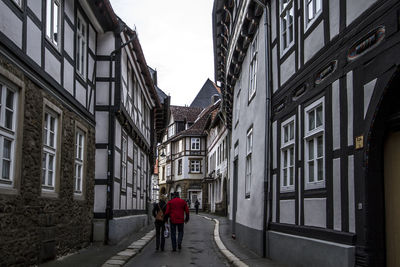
{"left": 253, "top": 0, "right": 272, "bottom": 258}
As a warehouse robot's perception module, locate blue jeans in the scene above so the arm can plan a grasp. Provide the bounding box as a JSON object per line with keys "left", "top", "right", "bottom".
{"left": 170, "top": 223, "right": 184, "bottom": 250}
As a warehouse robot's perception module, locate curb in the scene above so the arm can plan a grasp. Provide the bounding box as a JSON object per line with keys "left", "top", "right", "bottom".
{"left": 200, "top": 215, "right": 249, "bottom": 267}
{"left": 101, "top": 229, "right": 155, "bottom": 267}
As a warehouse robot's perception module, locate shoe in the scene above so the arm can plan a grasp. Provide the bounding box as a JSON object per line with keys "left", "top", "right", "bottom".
{"left": 172, "top": 248, "right": 176, "bottom": 252}
{"left": 161, "top": 248, "right": 164, "bottom": 251}
{"left": 156, "top": 247, "right": 159, "bottom": 251}
{"left": 178, "top": 244, "right": 181, "bottom": 250}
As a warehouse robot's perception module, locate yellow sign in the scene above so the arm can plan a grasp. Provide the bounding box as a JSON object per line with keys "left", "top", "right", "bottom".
{"left": 355, "top": 135, "right": 364, "bottom": 149}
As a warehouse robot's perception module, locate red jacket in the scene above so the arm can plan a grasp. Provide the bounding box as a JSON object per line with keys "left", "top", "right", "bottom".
{"left": 165, "top": 197, "right": 189, "bottom": 224}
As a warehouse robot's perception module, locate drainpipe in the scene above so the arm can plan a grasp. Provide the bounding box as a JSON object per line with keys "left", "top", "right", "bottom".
{"left": 253, "top": 0, "right": 272, "bottom": 258}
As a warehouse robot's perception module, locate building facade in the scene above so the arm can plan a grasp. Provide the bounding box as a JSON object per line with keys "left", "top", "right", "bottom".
{"left": 213, "top": 0, "right": 400, "bottom": 266}
{"left": 204, "top": 102, "right": 229, "bottom": 215}
{"left": 93, "top": 19, "right": 162, "bottom": 244}
{"left": 0, "top": 0, "right": 113, "bottom": 264}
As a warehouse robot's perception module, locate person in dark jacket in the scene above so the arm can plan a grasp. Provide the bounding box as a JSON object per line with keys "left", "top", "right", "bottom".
{"left": 164, "top": 192, "right": 189, "bottom": 251}
{"left": 194, "top": 199, "right": 200, "bottom": 214}
{"left": 152, "top": 195, "right": 167, "bottom": 251}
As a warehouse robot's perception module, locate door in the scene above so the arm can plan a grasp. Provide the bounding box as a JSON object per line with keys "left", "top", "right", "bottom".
{"left": 191, "top": 193, "right": 198, "bottom": 209}
{"left": 384, "top": 131, "right": 400, "bottom": 267}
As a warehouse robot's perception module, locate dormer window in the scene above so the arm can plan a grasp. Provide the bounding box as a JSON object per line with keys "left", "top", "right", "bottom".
{"left": 191, "top": 138, "right": 200, "bottom": 150}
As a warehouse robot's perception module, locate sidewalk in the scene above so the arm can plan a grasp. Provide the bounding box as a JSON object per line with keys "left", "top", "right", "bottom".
{"left": 40, "top": 223, "right": 155, "bottom": 267}
{"left": 200, "top": 213, "right": 286, "bottom": 267}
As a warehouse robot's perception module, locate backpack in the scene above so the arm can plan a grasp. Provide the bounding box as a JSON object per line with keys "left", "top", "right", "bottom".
{"left": 155, "top": 203, "right": 165, "bottom": 221}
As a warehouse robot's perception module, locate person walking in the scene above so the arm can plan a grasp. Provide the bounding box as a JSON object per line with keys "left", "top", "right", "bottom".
{"left": 164, "top": 192, "right": 189, "bottom": 251}
{"left": 194, "top": 199, "right": 200, "bottom": 214}
{"left": 152, "top": 195, "right": 167, "bottom": 251}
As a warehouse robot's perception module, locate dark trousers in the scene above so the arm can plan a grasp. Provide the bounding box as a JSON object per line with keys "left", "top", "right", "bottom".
{"left": 155, "top": 221, "right": 165, "bottom": 250}
{"left": 195, "top": 206, "right": 199, "bottom": 214}
{"left": 170, "top": 223, "right": 184, "bottom": 250}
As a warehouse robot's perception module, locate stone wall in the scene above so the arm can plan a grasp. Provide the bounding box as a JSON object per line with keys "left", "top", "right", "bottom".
{"left": 0, "top": 56, "right": 96, "bottom": 265}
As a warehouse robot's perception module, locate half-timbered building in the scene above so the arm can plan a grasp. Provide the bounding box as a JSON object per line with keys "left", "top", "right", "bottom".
{"left": 0, "top": 0, "right": 115, "bottom": 264}
{"left": 204, "top": 101, "right": 230, "bottom": 215}
{"left": 213, "top": 0, "right": 400, "bottom": 266}
{"left": 93, "top": 18, "right": 162, "bottom": 244}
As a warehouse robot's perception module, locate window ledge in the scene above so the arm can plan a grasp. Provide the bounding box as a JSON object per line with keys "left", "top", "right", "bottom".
{"left": 0, "top": 186, "right": 18, "bottom": 195}
{"left": 305, "top": 180, "right": 325, "bottom": 190}
{"left": 41, "top": 190, "right": 59, "bottom": 198}
{"left": 280, "top": 187, "right": 295, "bottom": 193}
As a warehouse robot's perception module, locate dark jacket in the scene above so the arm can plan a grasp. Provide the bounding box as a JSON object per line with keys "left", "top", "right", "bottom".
{"left": 152, "top": 200, "right": 167, "bottom": 224}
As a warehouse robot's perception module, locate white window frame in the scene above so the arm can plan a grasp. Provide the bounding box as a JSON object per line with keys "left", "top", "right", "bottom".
{"left": 280, "top": 116, "right": 296, "bottom": 192}
{"left": 304, "top": 0, "right": 322, "bottom": 30}
{"left": 121, "top": 134, "right": 127, "bottom": 191}
{"left": 190, "top": 160, "right": 201, "bottom": 173}
{"left": 235, "top": 88, "right": 241, "bottom": 126}
{"left": 0, "top": 84, "right": 17, "bottom": 186}
{"left": 42, "top": 109, "right": 58, "bottom": 191}
{"left": 76, "top": 12, "right": 87, "bottom": 79}
{"left": 46, "top": 0, "right": 61, "bottom": 48}
{"left": 280, "top": 0, "right": 295, "bottom": 55}
{"left": 178, "top": 159, "right": 182, "bottom": 175}
{"left": 245, "top": 127, "right": 253, "bottom": 198}
{"left": 191, "top": 138, "right": 200, "bottom": 150}
{"left": 304, "top": 97, "right": 325, "bottom": 190}
{"left": 248, "top": 33, "right": 258, "bottom": 101}
{"left": 74, "top": 128, "right": 85, "bottom": 195}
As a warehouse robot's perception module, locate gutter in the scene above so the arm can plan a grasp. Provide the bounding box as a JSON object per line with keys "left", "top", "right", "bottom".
{"left": 253, "top": 0, "right": 272, "bottom": 258}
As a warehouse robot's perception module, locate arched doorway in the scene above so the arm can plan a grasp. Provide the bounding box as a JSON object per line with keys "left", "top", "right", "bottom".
{"left": 366, "top": 69, "right": 400, "bottom": 266}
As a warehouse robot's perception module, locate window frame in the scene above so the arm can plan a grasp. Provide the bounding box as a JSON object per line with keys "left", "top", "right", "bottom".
{"left": 45, "top": 0, "right": 62, "bottom": 49}
{"left": 191, "top": 137, "right": 200, "bottom": 151}
{"left": 189, "top": 159, "right": 201, "bottom": 174}
{"left": 304, "top": 0, "right": 322, "bottom": 31}
{"left": 304, "top": 97, "right": 325, "bottom": 190}
{"left": 178, "top": 159, "right": 182, "bottom": 175}
{"left": 76, "top": 12, "right": 87, "bottom": 80}
{"left": 248, "top": 33, "right": 258, "bottom": 103}
{"left": 73, "top": 122, "right": 87, "bottom": 199}
{"left": 280, "top": 115, "right": 296, "bottom": 192}
{"left": 121, "top": 132, "right": 128, "bottom": 192}
{"left": 280, "top": 0, "right": 295, "bottom": 55}
{"left": 245, "top": 127, "right": 253, "bottom": 198}
{"left": 0, "top": 82, "right": 18, "bottom": 187}
{"left": 41, "top": 100, "right": 62, "bottom": 197}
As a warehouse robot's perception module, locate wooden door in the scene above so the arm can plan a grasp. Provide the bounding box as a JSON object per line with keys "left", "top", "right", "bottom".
{"left": 384, "top": 131, "right": 400, "bottom": 267}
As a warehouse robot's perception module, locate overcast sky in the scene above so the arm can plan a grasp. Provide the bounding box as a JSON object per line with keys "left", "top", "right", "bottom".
{"left": 109, "top": 0, "right": 215, "bottom": 106}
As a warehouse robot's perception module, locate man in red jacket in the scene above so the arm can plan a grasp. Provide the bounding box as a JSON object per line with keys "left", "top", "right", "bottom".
{"left": 164, "top": 192, "right": 190, "bottom": 251}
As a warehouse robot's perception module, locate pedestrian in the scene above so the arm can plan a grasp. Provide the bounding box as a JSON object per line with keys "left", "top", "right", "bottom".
{"left": 195, "top": 199, "right": 200, "bottom": 214}
{"left": 152, "top": 194, "right": 167, "bottom": 251}
{"left": 164, "top": 192, "right": 190, "bottom": 251}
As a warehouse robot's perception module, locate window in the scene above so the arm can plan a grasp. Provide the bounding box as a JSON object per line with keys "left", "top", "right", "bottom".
{"left": 46, "top": 0, "right": 61, "bottom": 47}
{"left": 42, "top": 110, "right": 59, "bottom": 191}
{"left": 168, "top": 123, "right": 175, "bottom": 138}
{"left": 235, "top": 90, "right": 241, "bottom": 126}
{"left": 245, "top": 127, "right": 253, "bottom": 198}
{"left": 166, "top": 164, "right": 171, "bottom": 177}
{"left": 178, "top": 159, "right": 182, "bottom": 175}
{"left": 76, "top": 13, "right": 87, "bottom": 79}
{"left": 249, "top": 34, "right": 258, "bottom": 101}
{"left": 133, "top": 146, "right": 137, "bottom": 194}
{"left": 191, "top": 138, "right": 200, "bottom": 150}
{"left": 304, "top": 98, "right": 325, "bottom": 189}
{"left": 162, "top": 166, "right": 165, "bottom": 181}
{"left": 305, "top": 0, "right": 322, "bottom": 29}
{"left": 190, "top": 160, "right": 201, "bottom": 173}
{"left": 178, "top": 139, "right": 183, "bottom": 152}
{"left": 121, "top": 134, "right": 127, "bottom": 191}
{"left": 280, "top": 0, "right": 294, "bottom": 53}
{"left": 74, "top": 129, "right": 85, "bottom": 195}
{"left": 281, "top": 116, "right": 295, "bottom": 191}
{"left": 0, "top": 84, "right": 17, "bottom": 186}
{"left": 140, "top": 154, "right": 144, "bottom": 195}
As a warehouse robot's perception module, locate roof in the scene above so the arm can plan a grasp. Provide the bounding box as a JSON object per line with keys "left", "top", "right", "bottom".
{"left": 155, "top": 86, "right": 168, "bottom": 104}
{"left": 172, "top": 101, "right": 221, "bottom": 139}
{"left": 169, "top": 106, "right": 203, "bottom": 123}
{"left": 189, "top": 79, "right": 221, "bottom": 108}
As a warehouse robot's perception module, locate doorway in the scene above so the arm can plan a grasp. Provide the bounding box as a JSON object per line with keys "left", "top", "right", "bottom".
{"left": 384, "top": 131, "right": 400, "bottom": 267}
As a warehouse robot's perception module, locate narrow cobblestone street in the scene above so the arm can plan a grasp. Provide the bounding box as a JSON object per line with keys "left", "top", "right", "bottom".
{"left": 125, "top": 214, "right": 229, "bottom": 267}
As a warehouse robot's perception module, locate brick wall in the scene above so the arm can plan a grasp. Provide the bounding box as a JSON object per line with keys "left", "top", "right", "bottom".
{"left": 0, "top": 56, "right": 95, "bottom": 265}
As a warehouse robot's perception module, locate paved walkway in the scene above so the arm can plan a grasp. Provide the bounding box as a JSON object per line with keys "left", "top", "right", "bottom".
{"left": 40, "top": 212, "right": 286, "bottom": 267}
